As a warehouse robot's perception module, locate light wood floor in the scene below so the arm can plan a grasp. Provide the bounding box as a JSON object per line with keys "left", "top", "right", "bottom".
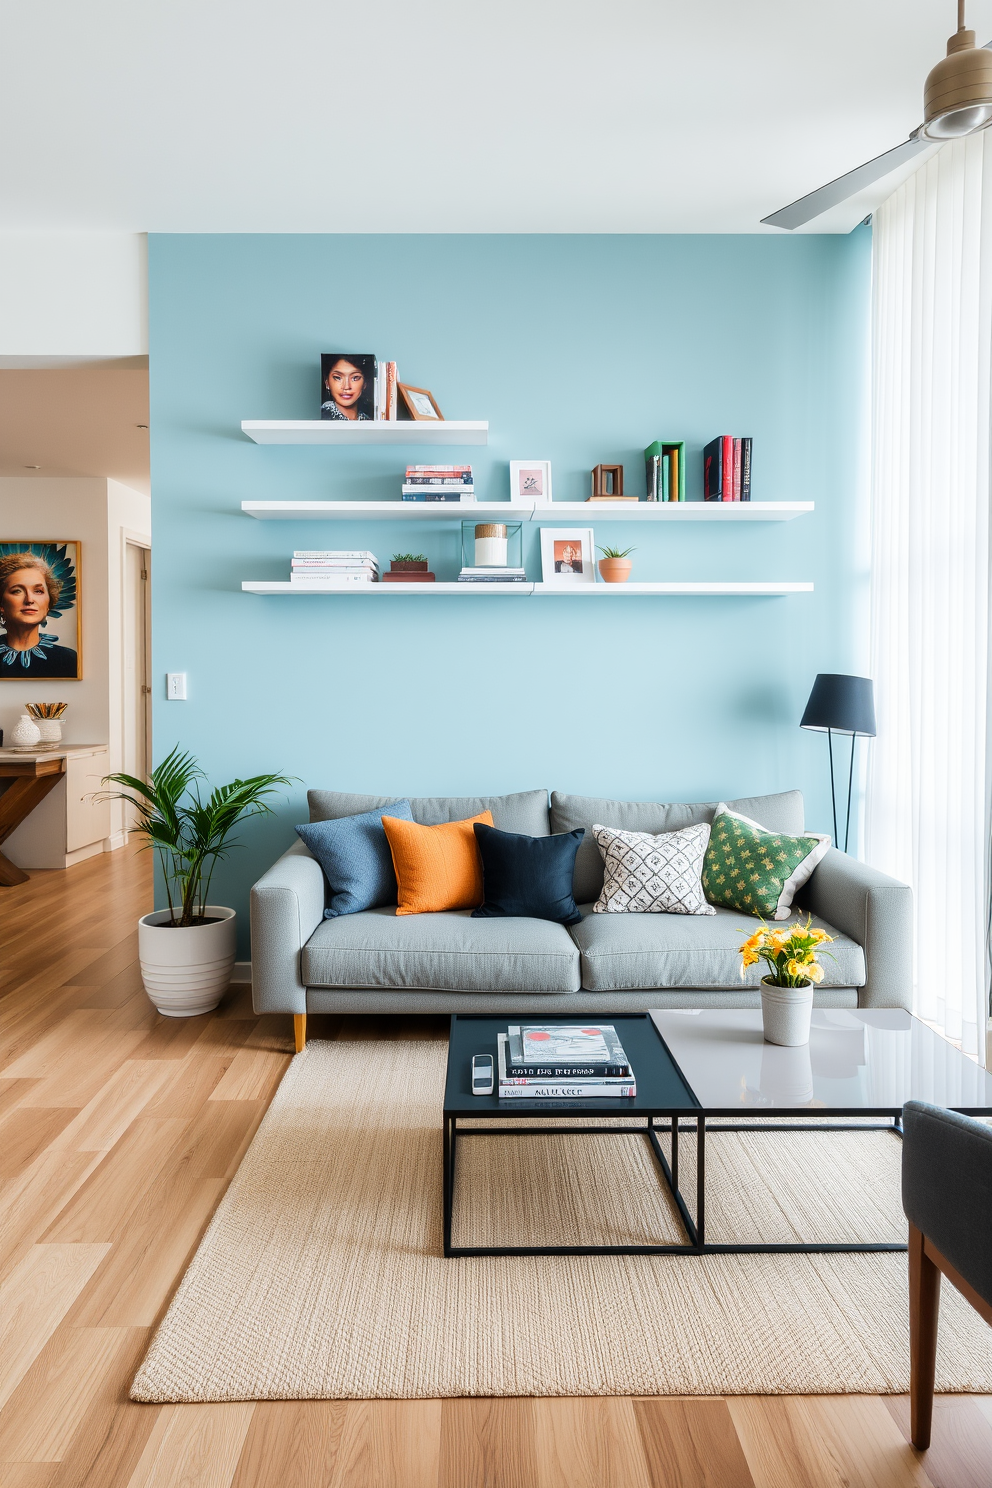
{"left": 2, "top": 845, "right": 992, "bottom": 1488}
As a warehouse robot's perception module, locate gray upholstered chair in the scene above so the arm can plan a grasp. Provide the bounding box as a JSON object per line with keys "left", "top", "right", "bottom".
{"left": 901, "top": 1099, "right": 992, "bottom": 1448}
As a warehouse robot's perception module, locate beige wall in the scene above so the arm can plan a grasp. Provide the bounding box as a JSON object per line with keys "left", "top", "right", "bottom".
{"left": 0, "top": 476, "right": 151, "bottom": 843}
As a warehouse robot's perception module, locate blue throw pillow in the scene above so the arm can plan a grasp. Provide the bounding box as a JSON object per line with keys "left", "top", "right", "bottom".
{"left": 471, "top": 822, "right": 584, "bottom": 925}
{"left": 295, "top": 800, "right": 414, "bottom": 917}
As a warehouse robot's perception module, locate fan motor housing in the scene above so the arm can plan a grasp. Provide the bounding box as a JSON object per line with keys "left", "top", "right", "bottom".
{"left": 924, "top": 30, "right": 992, "bottom": 125}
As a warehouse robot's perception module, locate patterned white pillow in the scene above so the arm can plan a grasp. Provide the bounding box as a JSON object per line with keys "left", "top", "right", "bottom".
{"left": 592, "top": 821, "right": 716, "bottom": 915}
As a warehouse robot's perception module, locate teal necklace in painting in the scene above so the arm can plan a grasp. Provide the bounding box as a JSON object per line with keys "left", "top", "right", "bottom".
{"left": 0, "top": 626, "right": 60, "bottom": 668}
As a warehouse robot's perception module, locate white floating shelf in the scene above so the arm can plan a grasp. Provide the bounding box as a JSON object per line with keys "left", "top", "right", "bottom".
{"left": 242, "top": 420, "right": 489, "bottom": 446}
{"left": 242, "top": 580, "right": 812, "bottom": 597}
{"left": 242, "top": 501, "right": 533, "bottom": 522}
{"left": 242, "top": 500, "right": 813, "bottom": 522}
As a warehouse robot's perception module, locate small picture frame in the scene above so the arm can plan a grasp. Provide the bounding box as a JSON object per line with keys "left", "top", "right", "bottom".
{"left": 398, "top": 384, "right": 444, "bottom": 421}
{"left": 509, "top": 460, "right": 552, "bottom": 504}
{"left": 539, "top": 527, "right": 595, "bottom": 585}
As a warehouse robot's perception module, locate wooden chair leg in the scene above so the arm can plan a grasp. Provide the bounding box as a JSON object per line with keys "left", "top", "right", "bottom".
{"left": 909, "top": 1221, "right": 941, "bottom": 1449}
{"left": 294, "top": 1013, "right": 307, "bottom": 1053}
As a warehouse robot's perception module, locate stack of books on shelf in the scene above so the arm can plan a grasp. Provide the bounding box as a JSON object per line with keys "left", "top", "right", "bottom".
{"left": 290, "top": 550, "right": 379, "bottom": 585}
{"left": 496, "top": 1024, "right": 636, "bottom": 1099}
{"left": 458, "top": 566, "right": 527, "bottom": 584}
{"left": 401, "top": 464, "right": 476, "bottom": 502}
{"left": 703, "top": 436, "right": 752, "bottom": 501}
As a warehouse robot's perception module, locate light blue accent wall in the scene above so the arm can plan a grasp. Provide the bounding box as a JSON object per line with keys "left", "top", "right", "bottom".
{"left": 149, "top": 231, "right": 871, "bottom": 947}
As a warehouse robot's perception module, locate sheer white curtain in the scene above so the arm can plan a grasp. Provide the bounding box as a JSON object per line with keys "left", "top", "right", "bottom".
{"left": 867, "top": 135, "right": 992, "bottom": 1058}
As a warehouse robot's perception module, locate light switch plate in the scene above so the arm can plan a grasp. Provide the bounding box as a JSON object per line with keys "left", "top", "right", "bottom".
{"left": 166, "top": 672, "right": 187, "bottom": 700}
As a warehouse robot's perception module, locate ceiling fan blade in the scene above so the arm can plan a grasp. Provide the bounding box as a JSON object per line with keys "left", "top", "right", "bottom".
{"left": 761, "top": 132, "right": 932, "bottom": 229}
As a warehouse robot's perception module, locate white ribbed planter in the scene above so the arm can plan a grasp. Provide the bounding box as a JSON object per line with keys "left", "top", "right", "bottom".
{"left": 137, "top": 906, "right": 237, "bottom": 1017}
{"left": 760, "top": 978, "right": 814, "bottom": 1047}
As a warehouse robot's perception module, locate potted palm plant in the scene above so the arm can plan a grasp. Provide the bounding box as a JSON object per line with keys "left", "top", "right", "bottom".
{"left": 738, "top": 916, "right": 834, "bottom": 1046}
{"left": 103, "top": 747, "right": 291, "bottom": 1017}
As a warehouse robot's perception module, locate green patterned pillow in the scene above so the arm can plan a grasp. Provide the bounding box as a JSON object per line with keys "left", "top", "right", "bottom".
{"left": 702, "top": 805, "right": 830, "bottom": 919}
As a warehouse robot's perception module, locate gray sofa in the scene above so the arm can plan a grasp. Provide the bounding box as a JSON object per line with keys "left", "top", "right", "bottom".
{"left": 250, "top": 787, "right": 913, "bottom": 1045}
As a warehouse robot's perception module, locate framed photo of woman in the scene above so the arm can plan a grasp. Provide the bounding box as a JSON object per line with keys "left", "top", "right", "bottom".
{"left": 320, "top": 354, "right": 377, "bottom": 421}
{"left": 539, "top": 528, "right": 595, "bottom": 586}
{"left": 0, "top": 542, "right": 81, "bottom": 679}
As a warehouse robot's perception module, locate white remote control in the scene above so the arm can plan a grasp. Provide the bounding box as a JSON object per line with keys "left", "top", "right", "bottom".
{"left": 471, "top": 1054, "right": 494, "bottom": 1095}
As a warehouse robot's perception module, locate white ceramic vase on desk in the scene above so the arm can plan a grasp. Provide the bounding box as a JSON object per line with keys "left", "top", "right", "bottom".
{"left": 9, "top": 714, "right": 41, "bottom": 751}
{"left": 36, "top": 719, "right": 62, "bottom": 748}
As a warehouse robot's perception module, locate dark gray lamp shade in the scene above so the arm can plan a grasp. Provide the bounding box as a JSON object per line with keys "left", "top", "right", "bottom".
{"left": 800, "top": 674, "right": 876, "bottom": 737}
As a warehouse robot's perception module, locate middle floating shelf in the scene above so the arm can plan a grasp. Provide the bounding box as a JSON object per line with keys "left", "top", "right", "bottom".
{"left": 242, "top": 500, "right": 813, "bottom": 523}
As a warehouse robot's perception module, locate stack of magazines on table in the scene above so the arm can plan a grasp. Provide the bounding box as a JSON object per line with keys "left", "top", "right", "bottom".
{"left": 496, "top": 1024, "right": 635, "bottom": 1099}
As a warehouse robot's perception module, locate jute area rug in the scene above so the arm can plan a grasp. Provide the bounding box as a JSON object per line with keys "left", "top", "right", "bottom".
{"left": 131, "top": 1040, "right": 992, "bottom": 1402}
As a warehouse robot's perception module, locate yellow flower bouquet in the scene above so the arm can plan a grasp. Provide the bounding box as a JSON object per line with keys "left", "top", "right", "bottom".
{"left": 738, "top": 915, "right": 834, "bottom": 987}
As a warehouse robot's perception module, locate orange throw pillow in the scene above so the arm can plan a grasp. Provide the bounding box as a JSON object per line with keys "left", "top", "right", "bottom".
{"left": 382, "top": 811, "right": 493, "bottom": 915}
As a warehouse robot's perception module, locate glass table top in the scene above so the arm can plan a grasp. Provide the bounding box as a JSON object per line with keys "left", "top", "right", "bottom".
{"left": 649, "top": 1009, "right": 992, "bottom": 1115}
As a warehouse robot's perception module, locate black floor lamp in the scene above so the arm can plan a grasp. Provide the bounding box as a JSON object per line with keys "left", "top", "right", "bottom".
{"left": 800, "top": 674, "right": 876, "bottom": 853}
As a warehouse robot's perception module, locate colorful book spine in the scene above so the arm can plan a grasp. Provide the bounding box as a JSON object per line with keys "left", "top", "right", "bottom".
{"left": 702, "top": 438, "right": 723, "bottom": 501}
{"left": 402, "top": 493, "right": 475, "bottom": 503}
{"left": 497, "top": 1038, "right": 635, "bottom": 1097}
{"left": 740, "top": 437, "right": 752, "bottom": 501}
{"left": 721, "top": 436, "right": 734, "bottom": 501}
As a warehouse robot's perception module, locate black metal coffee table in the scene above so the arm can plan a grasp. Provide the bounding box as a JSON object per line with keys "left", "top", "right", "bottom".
{"left": 442, "top": 1009, "right": 992, "bottom": 1259}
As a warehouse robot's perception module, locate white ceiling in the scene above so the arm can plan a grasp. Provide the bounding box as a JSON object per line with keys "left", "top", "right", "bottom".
{"left": 0, "top": 0, "right": 988, "bottom": 234}
{"left": 0, "top": 365, "right": 149, "bottom": 493}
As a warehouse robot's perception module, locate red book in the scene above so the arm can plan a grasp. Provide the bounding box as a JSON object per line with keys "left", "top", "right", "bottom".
{"left": 721, "top": 436, "right": 734, "bottom": 501}
{"left": 733, "top": 438, "right": 741, "bottom": 501}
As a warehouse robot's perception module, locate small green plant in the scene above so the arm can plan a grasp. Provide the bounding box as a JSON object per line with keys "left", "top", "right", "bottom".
{"left": 102, "top": 746, "right": 292, "bottom": 927}
{"left": 596, "top": 544, "right": 637, "bottom": 559}
{"left": 392, "top": 552, "right": 427, "bottom": 563}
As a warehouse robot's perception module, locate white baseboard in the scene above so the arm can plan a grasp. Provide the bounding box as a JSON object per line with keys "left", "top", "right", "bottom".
{"left": 106, "top": 830, "right": 129, "bottom": 852}
{"left": 231, "top": 961, "right": 252, "bottom": 984}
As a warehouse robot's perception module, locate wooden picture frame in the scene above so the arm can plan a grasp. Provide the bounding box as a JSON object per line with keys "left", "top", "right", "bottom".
{"left": 0, "top": 540, "right": 82, "bottom": 680}
{"left": 398, "top": 384, "right": 444, "bottom": 422}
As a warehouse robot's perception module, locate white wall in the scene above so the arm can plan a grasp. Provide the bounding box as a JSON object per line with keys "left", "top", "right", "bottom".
{"left": 0, "top": 476, "right": 151, "bottom": 841}
{"left": 0, "top": 233, "right": 147, "bottom": 363}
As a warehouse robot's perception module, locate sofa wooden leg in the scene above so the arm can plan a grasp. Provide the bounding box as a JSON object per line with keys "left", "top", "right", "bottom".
{"left": 909, "top": 1221, "right": 940, "bottom": 1449}
{"left": 294, "top": 1013, "right": 307, "bottom": 1053}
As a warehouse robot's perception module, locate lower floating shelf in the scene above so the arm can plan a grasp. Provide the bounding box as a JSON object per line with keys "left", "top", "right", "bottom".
{"left": 242, "top": 581, "right": 813, "bottom": 597}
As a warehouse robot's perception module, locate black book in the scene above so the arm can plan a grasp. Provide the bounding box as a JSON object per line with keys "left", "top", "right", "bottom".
{"left": 740, "top": 438, "right": 752, "bottom": 501}
{"left": 702, "top": 437, "right": 724, "bottom": 501}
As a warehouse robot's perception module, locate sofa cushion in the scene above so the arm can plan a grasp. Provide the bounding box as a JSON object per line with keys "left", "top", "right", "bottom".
{"left": 551, "top": 790, "right": 805, "bottom": 905}
{"left": 473, "top": 823, "right": 584, "bottom": 925}
{"left": 569, "top": 903, "right": 864, "bottom": 992}
{"left": 702, "top": 805, "right": 830, "bottom": 920}
{"left": 302, "top": 906, "right": 581, "bottom": 993}
{"left": 383, "top": 811, "right": 492, "bottom": 915}
{"left": 309, "top": 788, "right": 550, "bottom": 836}
{"left": 593, "top": 822, "right": 715, "bottom": 916}
{"left": 295, "top": 799, "right": 413, "bottom": 918}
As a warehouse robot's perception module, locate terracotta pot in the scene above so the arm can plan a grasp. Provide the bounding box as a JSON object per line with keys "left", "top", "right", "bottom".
{"left": 598, "top": 557, "right": 632, "bottom": 584}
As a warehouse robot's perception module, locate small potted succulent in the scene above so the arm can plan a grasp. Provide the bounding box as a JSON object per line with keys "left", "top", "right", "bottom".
{"left": 103, "top": 746, "right": 291, "bottom": 1016}
{"left": 384, "top": 553, "right": 435, "bottom": 583}
{"left": 597, "top": 544, "right": 636, "bottom": 583}
{"left": 738, "top": 916, "right": 834, "bottom": 1046}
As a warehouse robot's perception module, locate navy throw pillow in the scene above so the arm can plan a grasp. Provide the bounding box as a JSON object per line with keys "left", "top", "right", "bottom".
{"left": 295, "top": 800, "right": 414, "bottom": 918}
{"left": 471, "top": 823, "right": 584, "bottom": 925}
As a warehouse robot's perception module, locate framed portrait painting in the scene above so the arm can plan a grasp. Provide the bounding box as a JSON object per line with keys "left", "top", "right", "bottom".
{"left": 509, "top": 460, "right": 552, "bottom": 504}
{"left": 0, "top": 542, "right": 82, "bottom": 679}
{"left": 539, "top": 528, "right": 595, "bottom": 586}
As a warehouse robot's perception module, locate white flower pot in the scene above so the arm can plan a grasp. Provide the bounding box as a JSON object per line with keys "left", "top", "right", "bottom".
{"left": 137, "top": 906, "right": 236, "bottom": 1017}
{"left": 10, "top": 713, "right": 41, "bottom": 750}
{"left": 760, "top": 978, "right": 814, "bottom": 1046}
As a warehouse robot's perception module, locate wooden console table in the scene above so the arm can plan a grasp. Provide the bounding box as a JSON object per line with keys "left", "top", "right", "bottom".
{"left": 0, "top": 745, "right": 111, "bottom": 886}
